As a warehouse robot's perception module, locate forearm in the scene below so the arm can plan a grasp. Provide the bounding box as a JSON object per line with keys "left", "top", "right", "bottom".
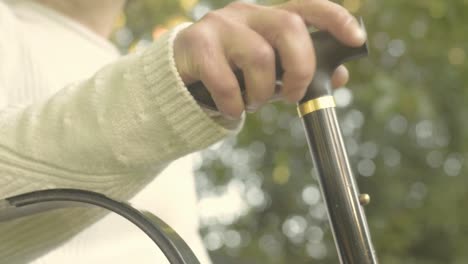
{"left": 0, "top": 23, "right": 236, "bottom": 174}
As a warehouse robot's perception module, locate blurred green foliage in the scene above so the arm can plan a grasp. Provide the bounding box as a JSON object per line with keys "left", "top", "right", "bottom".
{"left": 121, "top": 0, "right": 468, "bottom": 263}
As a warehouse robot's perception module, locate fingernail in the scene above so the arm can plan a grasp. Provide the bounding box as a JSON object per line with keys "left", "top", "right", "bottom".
{"left": 351, "top": 17, "right": 367, "bottom": 44}
{"left": 353, "top": 27, "right": 367, "bottom": 44}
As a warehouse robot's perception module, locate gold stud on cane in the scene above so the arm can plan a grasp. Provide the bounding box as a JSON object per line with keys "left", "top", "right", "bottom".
{"left": 359, "top": 194, "right": 371, "bottom": 206}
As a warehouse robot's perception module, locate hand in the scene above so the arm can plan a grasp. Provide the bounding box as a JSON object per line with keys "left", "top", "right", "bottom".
{"left": 174, "top": 0, "right": 366, "bottom": 119}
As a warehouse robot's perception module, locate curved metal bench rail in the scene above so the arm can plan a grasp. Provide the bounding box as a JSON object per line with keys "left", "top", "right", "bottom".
{"left": 0, "top": 188, "right": 200, "bottom": 264}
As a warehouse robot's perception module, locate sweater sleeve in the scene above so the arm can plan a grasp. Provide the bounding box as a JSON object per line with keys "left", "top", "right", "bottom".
{"left": 0, "top": 16, "right": 242, "bottom": 264}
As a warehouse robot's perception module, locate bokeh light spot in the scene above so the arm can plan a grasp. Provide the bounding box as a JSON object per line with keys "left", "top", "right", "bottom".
{"left": 410, "top": 19, "right": 428, "bottom": 39}
{"left": 306, "top": 241, "right": 328, "bottom": 259}
{"left": 448, "top": 47, "right": 466, "bottom": 65}
{"left": 444, "top": 153, "right": 463, "bottom": 176}
{"left": 224, "top": 230, "right": 242, "bottom": 248}
{"left": 204, "top": 231, "right": 223, "bottom": 251}
{"left": 302, "top": 185, "right": 321, "bottom": 205}
{"left": 358, "top": 159, "right": 376, "bottom": 177}
{"left": 387, "top": 39, "right": 406, "bottom": 57}
{"left": 282, "top": 215, "right": 308, "bottom": 243}
{"left": 273, "top": 165, "right": 290, "bottom": 185}
{"left": 334, "top": 87, "right": 353, "bottom": 108}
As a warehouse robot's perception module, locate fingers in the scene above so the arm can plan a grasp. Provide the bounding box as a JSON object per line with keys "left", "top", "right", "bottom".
{"left": 200, "top": 12, "right": 277, "bottom": 116}
{"left": 331, "top": 65, "right": 349, "bottom": 88}
{"left": 201, "top": 58, "right": 244, "bottom": 119}
{"left": 277, "top": 0, "right": 366, "bottom": 47}
{"left": 246, "top": 8, "right": 315, "bottom": 102}
{"left": 235, "top": 1, "right": 362, "bottom": 101}
{"left": 221, "top": 25, "right": 276, "bottom": 112}
{"left": 185, "top": 24, "right": 245, "bottom": 118}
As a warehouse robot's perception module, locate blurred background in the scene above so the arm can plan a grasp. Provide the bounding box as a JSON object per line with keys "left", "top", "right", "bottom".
{"left": 86, "top": 0, "right": 468, "bottom": 263}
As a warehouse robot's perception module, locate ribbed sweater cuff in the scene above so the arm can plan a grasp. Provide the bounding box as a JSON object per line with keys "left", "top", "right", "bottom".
{"left": 140, "top": 23, "right": 240, "bottom": 151}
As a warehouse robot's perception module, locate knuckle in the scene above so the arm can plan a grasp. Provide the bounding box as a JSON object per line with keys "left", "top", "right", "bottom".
{"left": 292, "top": 67, "right": 314, "bottom": 83}
{"left": 185, "top": 25, "right": 212, "bottom": 47}
{"left": 251, "top": 43, "right": 275, "bottom": 66}
{"left": 180, "top": 25, "right": 200, "bottom": 42}
{"left": 281, "top": 12, "right": 306, "bottom": 32}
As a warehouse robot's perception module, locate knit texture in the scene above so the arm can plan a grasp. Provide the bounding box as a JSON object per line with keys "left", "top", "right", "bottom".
{"left": 0, "top": 13, "right": 240, "bottom": 264}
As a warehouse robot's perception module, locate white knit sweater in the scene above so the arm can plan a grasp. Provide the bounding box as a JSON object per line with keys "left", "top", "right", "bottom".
{"left": 0, "top": 1, "right": 239, "bottom": 263}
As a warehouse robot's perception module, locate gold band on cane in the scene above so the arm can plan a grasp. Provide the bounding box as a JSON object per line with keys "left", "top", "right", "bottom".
{"left": 297, "top": 96, "right": 336, "bottom": 117}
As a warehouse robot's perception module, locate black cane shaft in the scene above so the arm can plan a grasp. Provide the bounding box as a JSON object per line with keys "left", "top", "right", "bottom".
{"left": 301, "top": 107, "right": 377, "bottom": 264}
